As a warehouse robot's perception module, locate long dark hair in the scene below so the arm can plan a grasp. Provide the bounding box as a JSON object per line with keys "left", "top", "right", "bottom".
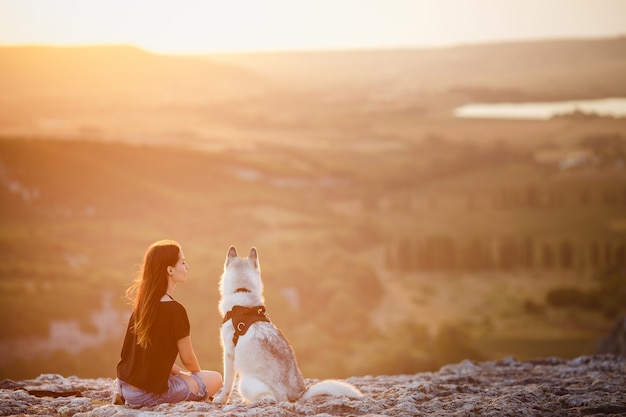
{"left": 126, "top": 240, "right": 181, "bottom": 348}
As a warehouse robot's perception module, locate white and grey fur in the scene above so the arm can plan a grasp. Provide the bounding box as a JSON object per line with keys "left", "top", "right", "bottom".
{"left": 213, "top": 246, "right": 363, "bottom": 404}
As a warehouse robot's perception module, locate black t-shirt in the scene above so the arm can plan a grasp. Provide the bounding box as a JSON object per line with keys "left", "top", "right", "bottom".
{"left": 117, "top": 300, "right": 190, "bottom": 394}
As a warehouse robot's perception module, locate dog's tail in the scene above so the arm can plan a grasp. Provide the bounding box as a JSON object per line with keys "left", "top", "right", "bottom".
{"left": 300, "top": 379, "right": 363, "bottom": 401}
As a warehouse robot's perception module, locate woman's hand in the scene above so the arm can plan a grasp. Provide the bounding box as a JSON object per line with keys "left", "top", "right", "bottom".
{"left": 171, "top": 363, "right": 184, "bottom": 375}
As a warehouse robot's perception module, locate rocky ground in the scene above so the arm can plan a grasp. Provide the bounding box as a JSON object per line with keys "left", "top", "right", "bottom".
{"left": 1, "top": 355, "right": 625, "bottom": 417}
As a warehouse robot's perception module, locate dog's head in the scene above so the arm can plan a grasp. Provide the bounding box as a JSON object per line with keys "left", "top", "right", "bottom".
{"left": 219, "top": 246, "right": 264, "bottom": 302}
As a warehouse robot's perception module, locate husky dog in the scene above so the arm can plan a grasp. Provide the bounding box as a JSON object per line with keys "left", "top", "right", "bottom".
{"left": 213, "top": 246, "right": 363, "bottom": 404}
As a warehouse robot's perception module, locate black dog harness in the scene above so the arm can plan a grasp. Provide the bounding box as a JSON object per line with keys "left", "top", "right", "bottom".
{"left": 221, "top": 305, "right": 271, "bottom": 346}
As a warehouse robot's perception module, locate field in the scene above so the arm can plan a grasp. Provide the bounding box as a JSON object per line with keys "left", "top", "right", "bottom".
{"left": 0, "top": 38, "right": 625, "bottom": 380}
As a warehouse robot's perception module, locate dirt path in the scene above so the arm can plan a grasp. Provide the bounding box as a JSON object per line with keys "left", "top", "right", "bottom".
{"left": 364, "top": 246, "right": 425, "bottom": 332}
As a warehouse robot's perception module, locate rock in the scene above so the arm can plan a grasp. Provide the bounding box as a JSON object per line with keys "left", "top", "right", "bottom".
{"left": 1, "top": 355, "right": 624, "bottom": 416}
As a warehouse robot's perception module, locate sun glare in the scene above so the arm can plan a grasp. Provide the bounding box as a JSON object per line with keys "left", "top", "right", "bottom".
{"left": 2, "top": 0, "right": 377, "bottom": 54}
{"left": 1, "top": 0, "right": 626, "bottom": 54}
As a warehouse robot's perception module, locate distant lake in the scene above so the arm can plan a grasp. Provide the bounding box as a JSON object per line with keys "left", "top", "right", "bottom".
{"left": 454, "top": 98, "right": 626, "bottom": 120}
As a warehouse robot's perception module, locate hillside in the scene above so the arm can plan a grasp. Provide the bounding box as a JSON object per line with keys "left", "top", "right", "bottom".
{"left": 1, "top": 355, "right": 624, "bottom": 416}
{"left": 209, "top": 37, "right": 626, "bottom": 99}
{"left": 1, "top": 38, "right": 626, "bottom": 145}
{"left": 0, "top": 45, "right": 261, "bottom": 99}
{"left": 0, "top": 45, "right": 269, "bottom": 145}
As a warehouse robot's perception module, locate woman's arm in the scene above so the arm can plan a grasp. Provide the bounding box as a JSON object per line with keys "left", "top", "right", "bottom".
{"left": 177, "top": 335, "right": 201, "bottom": 373}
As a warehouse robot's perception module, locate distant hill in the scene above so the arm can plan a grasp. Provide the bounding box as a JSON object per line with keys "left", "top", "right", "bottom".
{"left": 0, "top": 45, "right": 265, "bottom": 104}
{"left": 0, "top": 45, "right": 272, "bottom": 143}
{"left": 0, "top": 38, "right": 625, "bottom": 144}
{"left": 208, "top": 37, "right": 626, "bottom": 101}
{"left": 2, "top": 37, "right": 625, "bottom": 105}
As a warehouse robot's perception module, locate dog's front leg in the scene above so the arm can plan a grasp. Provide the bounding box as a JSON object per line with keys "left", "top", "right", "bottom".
{"left": 213, "top": 333, "right": 236, "bottom": 404}
{"left": 213, "top": 350, "right": 235, "bottom": 404}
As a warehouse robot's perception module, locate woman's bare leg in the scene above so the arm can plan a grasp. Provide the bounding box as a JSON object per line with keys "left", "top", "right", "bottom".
{"left": 178, "top": 370, "right": 222, "bottom": 397}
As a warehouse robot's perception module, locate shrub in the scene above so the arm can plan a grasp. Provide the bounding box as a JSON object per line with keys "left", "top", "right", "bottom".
{"left": 523, "top": 299, "right": 545, "bottom": 315}
{"left": 546, "top": 287, "right": 601, "bottom": 310}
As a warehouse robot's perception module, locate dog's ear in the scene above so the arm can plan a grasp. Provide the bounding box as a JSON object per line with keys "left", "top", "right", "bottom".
{"left": 225, "top": 246, "right": 238, "bottom": 266}
{"left": 248, "top": 247, "right": 259, "bottom": 269}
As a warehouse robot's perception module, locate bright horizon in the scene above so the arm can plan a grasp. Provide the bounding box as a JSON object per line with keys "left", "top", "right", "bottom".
{"left": 1, "top": 0, "right": 626, "bottom": 54}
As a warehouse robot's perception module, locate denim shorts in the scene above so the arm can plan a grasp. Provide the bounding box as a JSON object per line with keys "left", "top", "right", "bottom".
{"left": 117, "top": 373, "right": 208, "bottom": 407}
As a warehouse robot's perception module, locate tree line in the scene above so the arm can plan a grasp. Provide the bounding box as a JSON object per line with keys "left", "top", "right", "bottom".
{"left": 386, "top": 236, "right": 626, "bottom": 271}
{"left": 362, "top": 185, "right": 626, "bottom": 212}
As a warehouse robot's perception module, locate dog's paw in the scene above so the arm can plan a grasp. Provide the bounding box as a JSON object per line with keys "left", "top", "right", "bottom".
{"left": 213, "top": 391, "right": 229, "bottom": 405}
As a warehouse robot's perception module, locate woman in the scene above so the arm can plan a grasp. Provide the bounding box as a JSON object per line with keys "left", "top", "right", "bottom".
{"left": 115, "top": 240, "right": 222, "bottom": 407}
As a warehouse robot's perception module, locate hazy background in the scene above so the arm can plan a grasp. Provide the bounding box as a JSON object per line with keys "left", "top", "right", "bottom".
{"left": 2, "top": 0, "right": 626, "bottom": 53}
{"left": 0, "top": 1, "right": 625, "bottom": 380}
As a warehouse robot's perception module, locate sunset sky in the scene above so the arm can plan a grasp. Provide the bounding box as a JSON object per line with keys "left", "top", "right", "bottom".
{"left": 1, "top": 0, "right": 626, "bottom": 54}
